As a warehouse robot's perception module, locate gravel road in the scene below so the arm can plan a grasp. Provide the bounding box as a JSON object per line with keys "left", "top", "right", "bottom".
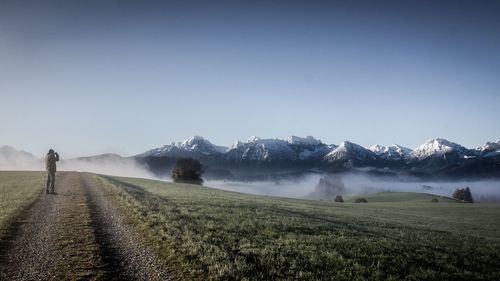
{"left": 0, "top": 172, "right": 169, "bottom": 281}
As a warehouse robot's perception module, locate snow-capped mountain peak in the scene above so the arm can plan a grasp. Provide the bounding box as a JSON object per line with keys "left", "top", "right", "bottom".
{"left": 226, "top": 137, "right": 293, "bottom": 161}
{"left": 229, "top": 141, "right": 244, "bottom": 150}
{"left": 324, "top": 141, "right": 376, "bottom": 162}
{"left": 185, "top": 136, "right": 228, "bottom": 153}
{"left": 141, "top": 136, "right": 228, "bottom": 157}
{"left": 286, "top": 135, "right": 322, "bottom": 146}
{"left": 369, "top": 144, "right": 386, "bottom": 154}
{"left": 247, "top": 136, "right": 261, "bottom": 143}
{"left": 369, "top": 144, "right": 412, "bottom": 160}
{"left": 225, "top": 136, "right": 328, "bottom": 162}
{"left": 411, "top": 138, "right": 470, "bottom": 159}
{"left": 180, "top": 135, "right": 205, "bottom": 147}
{"left": 477, "top": 140, "right": 500, "bottom": 151}
{"left": 477, "top": 140, "right": 500, "bottom": 157}
{"left": 177, "top": 136, "right": 227, "bottom": 153}
{"left": 338, "top": 141, "right": 355, "bottom": 149}
{"left": 389, "top": 144, "right": 413, "bottom": 156}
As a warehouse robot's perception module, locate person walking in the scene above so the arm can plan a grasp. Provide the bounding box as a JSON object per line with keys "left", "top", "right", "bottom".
{"left": 45, "top": 149, "right": 59, "bottom": 194}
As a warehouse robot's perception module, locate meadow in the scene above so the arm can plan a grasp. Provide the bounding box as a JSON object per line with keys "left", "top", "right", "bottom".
{"left": 94, "top": 174, "right": 500, "bottom": 281}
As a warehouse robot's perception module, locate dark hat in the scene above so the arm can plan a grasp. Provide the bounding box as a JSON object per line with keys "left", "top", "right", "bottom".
{"left": 48, "top": 149, "right": 54, "bottom": 154}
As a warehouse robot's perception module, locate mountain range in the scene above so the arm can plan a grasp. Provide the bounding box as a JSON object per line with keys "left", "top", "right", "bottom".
{"left": 2, "top": 136, "right": 500, "bottom": 179}
{"left": 135, "top": 136, "right": 500, "bottom": 179}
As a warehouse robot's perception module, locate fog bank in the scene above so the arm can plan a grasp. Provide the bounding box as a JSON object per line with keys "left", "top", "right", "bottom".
{"left": 59, "top": 156, "right": 155, "bottom": 179}
{"left": 206, "top": 173, "right": 500, "bottom": 202}
{"left": 0, "top": 151, "right": 155, "bottom": 179}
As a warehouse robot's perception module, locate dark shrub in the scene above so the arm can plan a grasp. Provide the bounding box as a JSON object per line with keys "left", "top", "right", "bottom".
{"left": 334, "top": 195, "right": 344, "bottom": 202}
{"left": 171, "top": 158, "right": 204, "bottom": 185}
{"left": 452, "top": 187, "right": 474, "bottom": 203}
{"left": 431, "top": 198, "right": 439, "bottom": 203}
{"left": 354, "top": 198, "right": 367, "bottom": 203}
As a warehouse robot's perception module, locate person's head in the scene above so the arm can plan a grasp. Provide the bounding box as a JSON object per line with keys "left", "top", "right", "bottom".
{"left": 48, "top": 149, "right": 54, "bottom": 154}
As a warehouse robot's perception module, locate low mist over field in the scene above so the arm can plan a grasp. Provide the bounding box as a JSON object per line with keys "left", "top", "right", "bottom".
{"left": 59, "top": 155, "right": 154, "bottom": 179}
{"left": 206, "top": 173, "right": 500, "bottom": 202}
{"left": 0, "top": 146, "right": 153, "bottom": 178}
{"left": 0, "top": 146, "right": 41, "bottom": 171}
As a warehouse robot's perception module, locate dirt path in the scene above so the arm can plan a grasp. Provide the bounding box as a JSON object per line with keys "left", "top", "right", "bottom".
{"left": 0, "top": 172, "right": 168, "bottom": 281}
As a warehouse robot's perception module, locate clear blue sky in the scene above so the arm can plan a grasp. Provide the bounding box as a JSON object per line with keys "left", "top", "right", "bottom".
{"left": 1, "top": 0, "right": 499, "bottom": 157}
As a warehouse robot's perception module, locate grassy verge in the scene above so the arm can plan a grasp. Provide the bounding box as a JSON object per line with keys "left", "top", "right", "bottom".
{"left": 96, "top": 175, "right": 500, "bottom": 281}
{"left": 0, "top": 171, "right": 45, "bottom": 239}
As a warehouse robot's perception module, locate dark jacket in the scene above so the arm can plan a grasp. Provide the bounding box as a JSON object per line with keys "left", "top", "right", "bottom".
{"left": 45, "top": 152, "right": 59, "bottom": 173}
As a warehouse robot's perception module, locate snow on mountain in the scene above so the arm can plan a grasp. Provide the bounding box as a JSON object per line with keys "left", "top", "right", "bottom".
{"left": 286, "top": 136, "right": 329, "bottom": 160}
{"left": 477, "top": 140, "right": 500, "bottom": 157}
{"left": 324, "top": 141, "right": 377, "bottom": 162}
{"left": 247, "top": 136, "right": 261, "bottom": 143}
{"left": 0, "top": 145, "right": 42, "bottom": 170}
{"left": 229, "top": 141, "right": 244, "bottom": 150}
{"left": 141, "top": 136, "right": 228, "bottom": 157}
{"left": 226, "top": 137, "right": 296, "bottom": 162}
{"left": 369, "top": 144, "right": 412, "bottom": 161}
{"left": 137, "top": 136, "right": 497, "bottom": 176}
{"left": 369, "top": 144, "right": 386, "bottom": 155}
{"left": 411, "top": 138, "right": 474, "bottom": 160}
{"left": 226, "top": 136, "right": 328, "bottom": 162}
{"left": 179, "top": 136, "right": 228, "bottom": 153}
{"left": 286, "top": 136, "right": 322, "bottom": 146}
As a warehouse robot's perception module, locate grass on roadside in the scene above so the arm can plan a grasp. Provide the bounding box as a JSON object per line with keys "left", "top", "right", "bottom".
{"left": 0, "top": 171, "right": 45, "bottom": 239}
{"left": 95, "top": 174, "right": 500, "bottom": 281}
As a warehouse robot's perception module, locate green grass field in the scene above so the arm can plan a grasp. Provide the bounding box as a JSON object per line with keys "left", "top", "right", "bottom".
{"left": 0, "top": 171, "right": 45, "bottom": 238}
{"left": 347, "top": 192, "right": 456, "bottom": 203}
{"left": 94, "top": 174, "right": 500, "bottom": 281}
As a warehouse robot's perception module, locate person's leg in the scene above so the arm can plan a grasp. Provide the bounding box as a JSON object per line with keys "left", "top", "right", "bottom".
{"left": 46, "top": 173, "right": 51, "bottom": 194}
{"left": 49, "top": 172, "right": 56, "bottom": 193}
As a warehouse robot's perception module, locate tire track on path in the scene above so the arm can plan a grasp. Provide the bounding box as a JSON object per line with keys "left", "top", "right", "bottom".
{"left": 0, "top": 172, "right": 105, "bottom": 280}
{"left": 81, "top": 173, "right": 168, "bottom": 281}
{"left": 0, "top": 172, "right": 168, "bottom": 280}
